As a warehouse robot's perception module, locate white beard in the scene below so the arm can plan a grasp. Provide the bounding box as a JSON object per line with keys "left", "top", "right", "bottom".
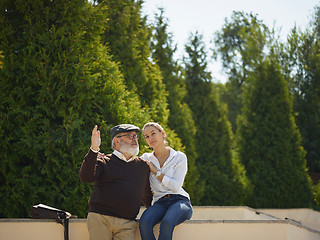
{"left": 119, "top": 141, "right": 139, "bottom": 157}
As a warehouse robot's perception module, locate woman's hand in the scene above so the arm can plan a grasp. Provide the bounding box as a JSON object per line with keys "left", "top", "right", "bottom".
{"left": 141, "top": 158, "right": 164, "bottom": 182}
{"left": 141, "top": 158, "right": 158, "bottom": 175}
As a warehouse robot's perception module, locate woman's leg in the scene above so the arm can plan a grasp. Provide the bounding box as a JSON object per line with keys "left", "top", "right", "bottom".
{"left": 158, "top": 199, "right": 193, "bottom": 240}
{"left": 139, "top": 203, "right": 167, "bottom": 240}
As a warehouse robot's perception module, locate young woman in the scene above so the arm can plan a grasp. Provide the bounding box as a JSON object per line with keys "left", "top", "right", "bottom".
{"left": 139, "top": 122, "right": 193, "bottom": 240}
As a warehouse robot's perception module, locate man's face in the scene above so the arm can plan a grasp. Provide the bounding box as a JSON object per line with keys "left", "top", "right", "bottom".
{"left": 117, "top": 131, "right": 139, "bottom": 156}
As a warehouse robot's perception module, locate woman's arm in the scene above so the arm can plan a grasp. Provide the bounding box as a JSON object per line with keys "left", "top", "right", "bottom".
{"left": 161, "top": 156, "right": 188, "bottom": 192}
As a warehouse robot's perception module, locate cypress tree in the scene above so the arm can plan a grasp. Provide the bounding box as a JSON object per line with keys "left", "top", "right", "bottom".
{"left": 184, "top": 32, "right": 249, "bottom": 205}
{"left": 0, "top": 0, "right": 149, "bottom": 217}
{"left": 281, "top": 6, "right": 320, "bottom": 177}
{"left": 99, "top": 0, "right": 169, "bottom": 124}
{"left": 150, "top": 9, "right": 203, "bottom": 204}
{"left": 237, "top": 55, "right": 313, "bottom": 208}
{"left": 98, "top": 0, "right": 186, "bottom": 153}
{"left": 213, "top": 11, "right": 270, "bottom": 133}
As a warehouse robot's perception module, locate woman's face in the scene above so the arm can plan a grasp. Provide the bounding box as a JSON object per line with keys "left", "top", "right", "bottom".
{"left": 143, "top": 126, "right": 164, "bottom": 148}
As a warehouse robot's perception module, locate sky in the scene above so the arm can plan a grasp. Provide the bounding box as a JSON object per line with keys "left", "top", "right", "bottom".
{"left": 141, "top": 0, "right": 319, "bottom": 83}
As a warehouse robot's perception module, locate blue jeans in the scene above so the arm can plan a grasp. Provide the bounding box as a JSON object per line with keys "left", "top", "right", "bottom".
{"left": 139, "top": 194, "right": 193, "bottom": 240}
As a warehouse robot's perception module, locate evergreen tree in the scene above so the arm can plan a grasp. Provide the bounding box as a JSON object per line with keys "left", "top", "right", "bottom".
{"left": 98, "top": 0, "right": 186, "bottom": 155}
{"left": 237, "top": 55, "right": 313, "bottom": 208}
{"left": 150, "top": 9, "right": 203, "bottom": 204}
{"left": 0, "top": 0, "right": 149, "bottom": 218}
{"left": 213, "top": 11, "right": 270, "bottom": 133}
{"left": 0, "top": 51, "right": 3, "bottom": 67}
{"left": 184, "top": 32, "right": 249, "bottom": 205}
{"left": 281, "top": 6, "right": 320, "bottom": 177}
{"left": 99, "top": 0, "right": 169, "bottom": 124}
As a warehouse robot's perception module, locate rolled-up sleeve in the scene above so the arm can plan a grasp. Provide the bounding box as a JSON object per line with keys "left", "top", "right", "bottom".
{"left": 161, "top": 154, "right": 188, "bottom": 192}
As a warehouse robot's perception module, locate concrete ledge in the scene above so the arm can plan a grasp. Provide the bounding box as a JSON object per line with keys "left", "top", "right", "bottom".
{"left": 259, "top": 208, "right": 320, "bottom": 232}
{"left": 1, "top": 207, "right": 320, "bottom": 240}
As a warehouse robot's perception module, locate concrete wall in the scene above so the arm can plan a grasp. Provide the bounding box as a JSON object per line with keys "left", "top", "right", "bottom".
{"left": 259, "top": 208, "right": 320, "bottom": 232}
{"left": 187, "top": 206, "right": 277, "bottom": 220}
{"left": 137, "top": 206, "right": 277, "bottom": 221}
{"left": 1, "top": 219, "right": 319, "bottom": 240}
{"left": 1, "top": 207, "right": 320, "bottom": 240}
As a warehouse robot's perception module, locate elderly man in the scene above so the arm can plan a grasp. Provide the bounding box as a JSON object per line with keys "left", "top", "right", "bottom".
{"left": 79, "top": 124, "right": 152, "bottom": 240}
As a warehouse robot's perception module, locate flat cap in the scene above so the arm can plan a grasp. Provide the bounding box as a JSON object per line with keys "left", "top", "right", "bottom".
{"left": 110, "top": 124, "right": 140, "bottom": 139}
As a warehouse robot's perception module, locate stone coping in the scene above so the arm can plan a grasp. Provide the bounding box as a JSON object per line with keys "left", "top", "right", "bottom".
{"left": 1, "top": 217, "right": 319, "bottom": 235}
{"left": 1, "top": 206, "right": 320, "bottom": 236}
{"left": 0, "top": 218, "right": 287, "bottom": 223}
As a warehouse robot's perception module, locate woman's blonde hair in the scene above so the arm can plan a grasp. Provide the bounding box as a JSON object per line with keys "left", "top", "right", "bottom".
{"left": 142, "top": 122, "right": 168, "bottom": 146}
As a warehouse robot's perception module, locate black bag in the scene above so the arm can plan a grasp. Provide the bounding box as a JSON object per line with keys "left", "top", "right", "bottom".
{"left": 30, "top": 204, "right": 71, "bottom": 240}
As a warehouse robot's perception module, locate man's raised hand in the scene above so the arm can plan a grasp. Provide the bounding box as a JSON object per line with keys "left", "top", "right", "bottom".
{"left": 91, "top": 125, "right": 101, "bottom": 151}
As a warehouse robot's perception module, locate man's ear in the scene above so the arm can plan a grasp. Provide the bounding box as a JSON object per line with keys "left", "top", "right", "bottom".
{"left": 114, "top": 137, "right": 120, "bottom": 146}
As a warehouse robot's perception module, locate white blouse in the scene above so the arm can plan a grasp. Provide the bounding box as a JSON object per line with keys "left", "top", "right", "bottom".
{"left": 140, "top": 148, "right": 190, "bottom": 205}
